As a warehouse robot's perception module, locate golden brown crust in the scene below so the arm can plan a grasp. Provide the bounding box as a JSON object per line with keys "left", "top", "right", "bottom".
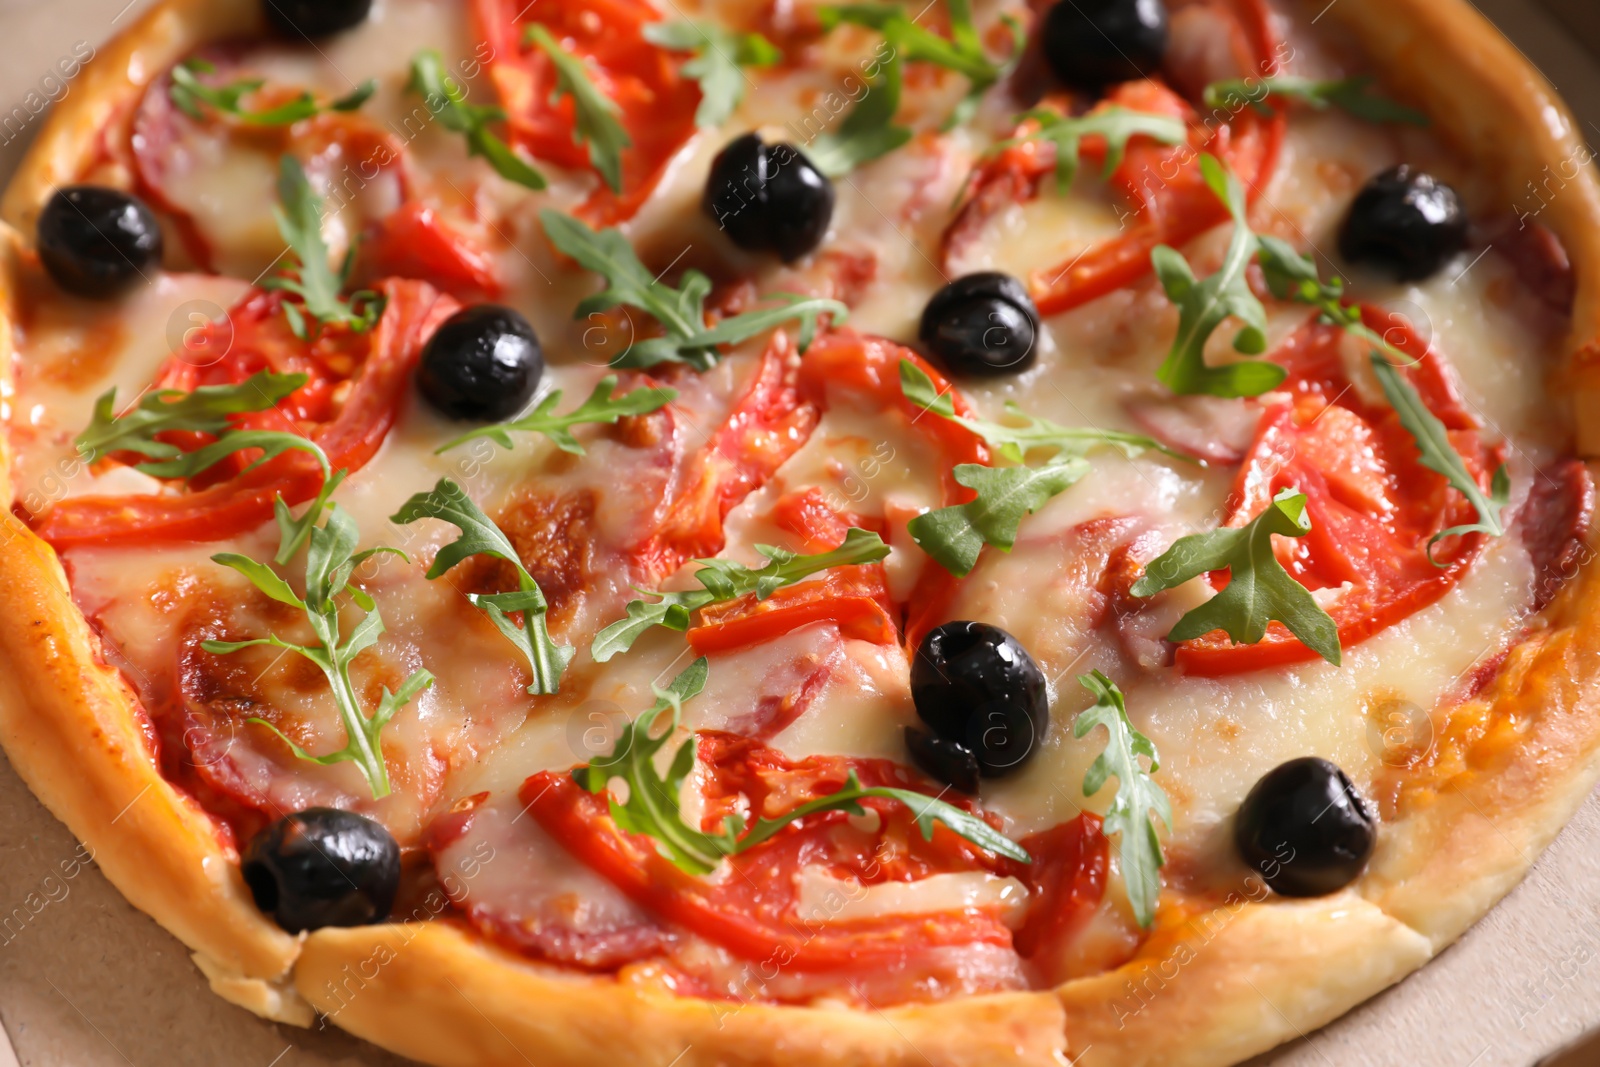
{"left": 296, "top": 923, "right": 1067, "bottom": 1067}
{"left": 2, "top": 0, "right": 1600, "bottom": 1066}
{"left": 0, "top": 509, "right": 300, "bottom": 981}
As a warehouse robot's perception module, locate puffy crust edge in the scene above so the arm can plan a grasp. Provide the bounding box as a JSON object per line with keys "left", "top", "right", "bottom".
{"left": 0, "top": 0, "right": 1598, "bottom": 1066}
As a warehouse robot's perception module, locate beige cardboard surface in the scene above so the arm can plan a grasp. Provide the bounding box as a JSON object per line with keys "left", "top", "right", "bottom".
{"left": 1, "top": 1, "right": 1599, "bottom": 1065}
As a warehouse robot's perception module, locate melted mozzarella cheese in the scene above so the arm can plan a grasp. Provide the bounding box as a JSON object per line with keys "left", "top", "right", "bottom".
{"left": 2, "top": 0, "right": 1575, "bottom": 1000}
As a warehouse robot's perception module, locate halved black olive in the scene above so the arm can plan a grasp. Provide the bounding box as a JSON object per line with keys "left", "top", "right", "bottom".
{"left": 1042, "top": 0, "right": 1170, "bottom": 92}
{"left": 1339, "top": 165, "right": 1469, "bottom": 282}
{"left": 910, "top": 621, "right": 1049, "bottom": 780}
{"left": 242, "top": 808, "right": 400, "bottom": 933}
{"left": 264, "top": 0, "right": 373, "bottom": 38}
{"left": 918, "top": 272, "right": 1039, "bottom": 378}
{"left": 37, "top": 186, "right": 163, "bottom": 299}
{"left": 417, "top": 304, "right": 544, "bottom": 422}
{"left": 1234, "top": 757, "right": 1376, "bottom": 897}
{"left": 703, "top": 133, "right": 835, "bottom": 263}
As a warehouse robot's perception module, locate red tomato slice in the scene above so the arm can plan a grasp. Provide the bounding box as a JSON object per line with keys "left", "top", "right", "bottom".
{"left": 686, "top": 488, "right": 898, "bottom": 655}
{"left": 362, "top": 201, "right": 501, "bottom": 298}
{"left": 630, "top": 333, "right": 820, "bottom": 579}
{"left": 1173, "top": 311, "right": 1505, "bottom": 674}
{"left": 795, "top": 331, "right": 991, "bottom": 651}
{"left": 33, "top": 279, "right": 459, "bottom": 549}
{"left": 944, "top": 0, "right": 1284, "bottom": 315}
{"left": 525, "top": 734, "right": 1021, "bottom": 971}
{"left": 471, "top": 0, "right": 700, "bottom": 225}
{"left": 1011, "top": 814, "right": 1108, "bottom": 961}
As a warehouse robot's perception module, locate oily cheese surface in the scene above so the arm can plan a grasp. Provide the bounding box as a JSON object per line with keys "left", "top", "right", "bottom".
{"left": 0, "top": 0, "right": 1597, "bottom": 1066}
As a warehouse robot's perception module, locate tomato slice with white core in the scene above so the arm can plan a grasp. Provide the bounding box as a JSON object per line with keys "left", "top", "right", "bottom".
{"left": 361, "top": 201, "right": 501, "bottom": 299}
{"left": 795, "top": 331, "right": 991, "bottom": 651}
{"left": 945, "top": 0, "right": 1284, "bottom": 314}
{"left": 630, "top": 332, "right": 820, "bottom": 581}
{"left": 522, "top": 734, "right": 1103, "bottom": 975}
{"left": 470, "top": 0, "right": 700, "bottom": 226}
{"left": 1170, "top": 312, "right": 1505, "bottom": 674}
{"left": 686, "top": 488, "right": 898, "bottom": 656}
{"left": 32, "top": 279, "right": 460, "bottom": 549}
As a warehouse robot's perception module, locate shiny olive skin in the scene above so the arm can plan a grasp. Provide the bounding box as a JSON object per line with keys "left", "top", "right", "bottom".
{"left": 1042, "top": 0, "right": 1170, "bottom": 92}
{"left": 918, "top": 272, "right": 1039, "bottom": 377}
{"left": 417, "top": 304, "right": 544, "bottom": 422}
{"left": 905, "top": 725, "right": 982, "bottom": 795}
{"left": 1338, "top": 165, "right": 1469, "bottom": 281}
{"left": 910, "top": 621, "right": 1049, "bottom": 782}
{"left": 264, "top": 0, "right": 373, "bottom": 38}
{"left": 1233, "top": 757, "right": 1377, "bottom": 897}
{"left": 242, "top": 808, "right": 400, "bottom": 933}
{"left": 703, "top": 133, "right": 835, "bottom": 262}
{"left": 37, "top": 186, "right": 163, "bottom": 299}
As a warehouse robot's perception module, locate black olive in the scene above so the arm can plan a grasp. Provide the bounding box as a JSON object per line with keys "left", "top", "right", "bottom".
{"left": 910, "top": 621, "right": 1049, "bottom": 780}
{"left": 263, "top": 0, "right": 373, "bottom": 38}
{"left": 703, "top": 133, "right": 835, "bottom": 263}
{"left": 1338, "top": 165, "right": 1469, "bottom": 282}
{"left": 37, "top": 186, "right": 163, "bottom": 299}
{"left": 1042, "top": 0, "right": 1170, "bottom": 92}
{"left": 417, "top": 304, "right": 544, "bottom": 422}
{"left": 1233, "top": 757, "right": 1376, "bottom": 897}
{"left": 242, "top": 808, "right": 400, "bottom": 933}
{"left": 918, "top": 272, "right": 1039, "bottom": 377}
{"left": 905, "top": 726, "right": 982, "bottom": 795}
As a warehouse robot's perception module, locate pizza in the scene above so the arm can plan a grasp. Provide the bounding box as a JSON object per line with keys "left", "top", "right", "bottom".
{"left": 1, "top": 0, "right": 1597, "bottom": 1063}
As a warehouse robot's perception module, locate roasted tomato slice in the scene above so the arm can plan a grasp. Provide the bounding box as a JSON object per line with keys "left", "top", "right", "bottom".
{"left": 525, "top": 735, "right": 1023, "bottom": 971}
{"left": 1173, "top": 311, "right": 1506, "bottom": 674}
{"left": 686, "top": 488, "right": 899, "bottom": 655}
{"left": 32, "top": 279, "right": 459, "bottom": 549}
{"left": 631, "top": 332, "right": 821, "bottom": 579}
{"left": 796, "top": 330, "right": 991, "bottom": 650}
{"left": 361, "top": 201, "right": 501, "bottom": 299}
{"left": 471, "top": 0, "right": 700, "bottom": 225}
{"left": 945, "top": 0, "right": 1284, "bottom": 315}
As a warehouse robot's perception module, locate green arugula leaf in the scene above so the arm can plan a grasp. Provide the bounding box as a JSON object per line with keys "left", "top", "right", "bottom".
{"left": 1129, "top": 487, "right": 1342, "bottom": 665}
{"left": 169, "top": 57, "right": 378, "bottom": 126}
{"left": 436, "top": 375, "right": 677, "bottom": 455}
{"left": 1202, "top": 75, "right": 1428, "bottom": 126}
{"left": 204, "top": 505, "right": 430, "bottom": 798}
{"left": 1254, "top": 235, "right": 1420, "bottom": 371}
{"left": 642, "top": 20, "right": 780, "bottom": 128}
{"left": 819, "top": 0, "right": 1018, "bottom": 133}
{"left": 900, "top": 359, "right": 1187, "bottom": 576}
{"left": 908, "top": 459, "right": 1089, "bottom": 578}
{"left": 75, "top": 369, "right": 343, "bottom": 565}
{"left": 525, "top": 25, "right": 632, "bottom": 193}
{"left": 407, "top": 49, "right": 547, "bottom": 190}
{"left": 981, "top": 106, "right": 1188, "bottom": 194}
{"left": 540, "top": 209, "right": 848, "bottom": 370}
{"left": 899, "top": 359, "right": 1192, "bottom": 464}
{"left": 1073, "top": 670, "right": 1170, "bottom": 928}
{"left": 391, "top": 479, "right": 573, "bottom": 694}
{"left": 76, "top": 370, "right": 305, "bottom": 466}
{"left": 1153, "top": 153, "right": 1283, "bottom": 398}
{"left": 262, "top": 155, "right": 384, "bottom": 339}
{"left": 806, "top": 53, "right": 912, "bottom": 178}
{"left": 575, "top": 658, "right": 1030, "bottom": 875}
{"left": 1369, "top": 354, "right": 1509, "bottom": 563}
{"left": 591, "top": 528, "right": 890, "bottom": 661}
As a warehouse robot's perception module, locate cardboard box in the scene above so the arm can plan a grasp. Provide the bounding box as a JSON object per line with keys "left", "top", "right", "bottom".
{"left": 1, "top": 1, "right": 1597, "bottom": 1064}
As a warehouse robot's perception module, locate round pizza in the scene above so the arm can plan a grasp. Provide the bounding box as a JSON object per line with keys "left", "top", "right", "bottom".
{"left": 1, "top": 0, "right": 1597, "bottom": 1063}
